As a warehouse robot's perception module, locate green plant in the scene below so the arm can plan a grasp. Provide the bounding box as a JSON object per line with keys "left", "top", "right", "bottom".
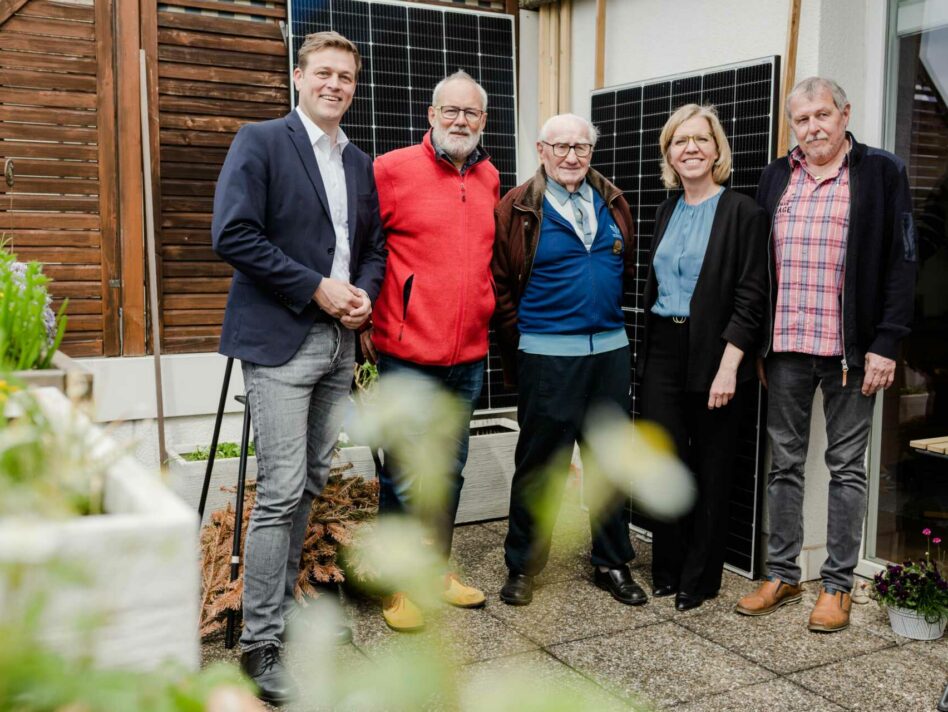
{"left": 872, "top": 528, "right": 948, "bottom": 624}
{"left": 0, "top": 245, "right": 67, "bottom": 371}
{"left": 0, "top": 379, "right": 113, "bottom": 518}
{"left": 181, "top": 441, "right": 255, "bottom": 462}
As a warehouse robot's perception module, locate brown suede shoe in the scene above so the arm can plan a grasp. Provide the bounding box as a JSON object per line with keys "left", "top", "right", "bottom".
{"left": 734, "top": 579, "right": 804, "bottom": 616}
{"left": 808, "top": 586, "right": 852, "bottom": 632}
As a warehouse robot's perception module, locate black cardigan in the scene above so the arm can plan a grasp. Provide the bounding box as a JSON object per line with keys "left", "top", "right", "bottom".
{"left": 635, "top": 188, "right": 769, "bottom": 392}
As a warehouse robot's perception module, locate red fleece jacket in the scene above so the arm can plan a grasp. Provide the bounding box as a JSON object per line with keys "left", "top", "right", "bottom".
{"left": 372, "top": 133, "right": 499, "bottom": 366}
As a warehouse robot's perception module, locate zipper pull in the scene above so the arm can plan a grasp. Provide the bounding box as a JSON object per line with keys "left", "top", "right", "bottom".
{"left": 460, "top": 183, "right": 466, "bottom": 202}
{"left": 841, "top": 357, "right": 848, "bottom": 387}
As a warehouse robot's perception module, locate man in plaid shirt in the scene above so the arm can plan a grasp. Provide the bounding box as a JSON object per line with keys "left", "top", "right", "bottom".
{"left": 736, "top": 77, "right": 917, "bottom": 632}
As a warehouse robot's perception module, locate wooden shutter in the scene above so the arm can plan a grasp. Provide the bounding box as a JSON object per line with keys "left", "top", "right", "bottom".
{"left": 0, "top": 0, "right": 120, "bottom": 356}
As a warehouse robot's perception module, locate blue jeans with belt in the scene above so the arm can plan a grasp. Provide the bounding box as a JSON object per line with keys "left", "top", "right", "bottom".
{"left": 376, "top": 353, "right": 485, "bottom": 558}
{"left": 764, "top": 352, "right": 874, "bottom": 593}
{"left": 239, "top": 322, "right": 354, "bottom": 651}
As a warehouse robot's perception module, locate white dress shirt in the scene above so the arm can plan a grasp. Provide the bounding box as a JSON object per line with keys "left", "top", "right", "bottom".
{"left": 296, "top": 106, "right": 351, "bottom": 282}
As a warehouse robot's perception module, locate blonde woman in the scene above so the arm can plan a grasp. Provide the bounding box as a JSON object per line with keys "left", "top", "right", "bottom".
{"left": 636, "top": 104, "right": 768, "bottom": 611}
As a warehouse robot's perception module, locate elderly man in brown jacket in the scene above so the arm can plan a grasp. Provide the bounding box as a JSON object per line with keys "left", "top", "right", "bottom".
{"left": 492, "top": 113, "right": 643, "bottom": 607}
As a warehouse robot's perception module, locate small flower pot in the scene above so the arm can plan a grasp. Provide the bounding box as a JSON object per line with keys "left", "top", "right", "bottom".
{"left": 887, "top": 605, "right": 947, "bottom": 640}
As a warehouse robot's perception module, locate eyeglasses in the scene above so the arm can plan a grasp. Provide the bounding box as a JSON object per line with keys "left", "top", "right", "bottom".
{"left": 436, "top": 106, "right": 485, "bottom": 122}
{"left": 671, "top": 133, "right": 715, "bottom": 149}
{"left": 541, "top": 141, "right": 593, "bottom": 158}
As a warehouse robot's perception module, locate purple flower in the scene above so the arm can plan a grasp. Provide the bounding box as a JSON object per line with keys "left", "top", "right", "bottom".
{"left": 923, "top": 528, "right": 932, "bottom": 536}
{"left": 934, "top": 537, "right": 942, "bottom": 545}
{"left": 877, "top": 582, "right": 889, "bottom": 594}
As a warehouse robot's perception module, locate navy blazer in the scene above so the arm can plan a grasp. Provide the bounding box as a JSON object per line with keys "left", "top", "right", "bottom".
{"left": 212, "top": 111, "right": 386, "bottom": 366}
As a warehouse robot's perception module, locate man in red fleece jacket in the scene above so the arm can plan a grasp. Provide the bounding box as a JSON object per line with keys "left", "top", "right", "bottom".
{"left": 360, "top": 70, "right": 500, "bottom": 632}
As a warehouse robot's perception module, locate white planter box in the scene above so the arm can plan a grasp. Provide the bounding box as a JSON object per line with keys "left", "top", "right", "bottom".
{"left": 14, "top": 350, "right": 94, "bottom": 402}
{"left": 455, "top": 418, "right": 519, "bottom": 524}
{"left": 167, "top": 444, "right": 376, "bottom": 526}
{"left": 0, "top": 389, "right": 200, "bottom": 671}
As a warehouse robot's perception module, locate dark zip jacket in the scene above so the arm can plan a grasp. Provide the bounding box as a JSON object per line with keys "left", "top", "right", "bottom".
{"left": 756, "top": 133, "right": 917, "bottom": 367}
{"left": 636, "top": 188, "right": 769, "bottom": 391}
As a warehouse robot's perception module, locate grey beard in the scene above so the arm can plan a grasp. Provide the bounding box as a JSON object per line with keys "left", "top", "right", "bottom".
{"left": 433, "top": 126, "right": 481, "bottom": 162}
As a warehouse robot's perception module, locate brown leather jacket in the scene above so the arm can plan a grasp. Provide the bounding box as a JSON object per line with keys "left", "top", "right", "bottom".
{"left": 491, "top": 166, "right": 636, "bottom": 387}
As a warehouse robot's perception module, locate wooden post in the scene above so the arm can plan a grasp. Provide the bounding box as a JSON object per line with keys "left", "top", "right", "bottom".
{"left": 594, "top": 0, "right": 606, "bottom": 89}
{"left": 96, "top": 0, "right": 121, "bottom": 356}
{"left": 115, "top": 0, "right": 146, "bottom": 354}
{"left": 538, "top": 3, "right": 560, "bottom": 127}
{"left": 558, "top": 0, "right": 571, "bottom": 114}
{"left": 777, "top": 0, "right": 802, "bottom": 156}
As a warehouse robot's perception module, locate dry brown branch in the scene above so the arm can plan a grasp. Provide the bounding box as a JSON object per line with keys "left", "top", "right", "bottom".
{"left": 199, "top": 471, "right": 378, "bottom": 638}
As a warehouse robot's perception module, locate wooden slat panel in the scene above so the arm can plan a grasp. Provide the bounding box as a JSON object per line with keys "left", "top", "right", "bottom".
{"left": 160, "top": 61, "right": 285, "bottom": 88}
{"left": 162, "top": 244, "right": 217, "bottom": 261}
{"left": 161, "top": 179, "right": 215, "bottom": 196}
{"left": 43, "top": 264, "right": 100, "bottom": 281}
{"left": 0, "top": 33, "right": 95, "bottom": 58}
{"left": 163, "top": 276, "right": 231, "bottom": 293}
{"left": 1, "top": 176, "right": 99, "bottom": 194}
{"left": 159, "top": 76, "right": 287, "bottom": 103}
{"left": 160, "top": 228, "right": 211, "bottom": 245}
{"left": 0, "top": 212, "right": 99, "bottom": 228}
{"left": 161, "top": 145, "right": 228, "bottom": 164}
{"left": 42, "top": 280, "right": 100, "bottom": 298}
{"left": 160, "top": 161, "right": 222, "bottom": 180}
{"left": 1, "top": 122, "right": 97, "bottom": 142}
{"left": 0, "top": 104, "right": 96, "bottom": 127}
{"left": 10, "top": 158, "right": 99, "bottom": 178}
{"left": 57, "top": 314, "right": 102, "bottom": 331}
{"left": 157, "top": 28, "right": 284, "bottom": 56}
{"left": 164, "top": 292, "right": 226, "bottom": 309}
{"left": 16, "top": 0, "right": 94, "bottom": 22}
{"left": 159, "top": 128, "right": 235, "bottom": 147}
{"left": 161, "top": 195, "right": 213, "bottom": 212}
{"left": 13, "top": 247, "right": 101, "bottom": 264}
{"left": 164, "top": 308, "right": 224, "bottom": 326}
{"left": 53, "top": 298, "right": 102, "bottom": 315}
{"left": 163, "top": 334, "right": 220, "bottom": 353}
{"left": 158, "top": 43, "right": 285, "bottom": 72}
{"left": 0, "top": 87, "right": 97, "bottom": 110}
{"left": 159, "top": 0, "right": 283, "bottom": 19}
{"left": 0, "top": 49, "right": 97, "bottom": 75}
{"left": 3, "top": 15, "right": 95, "bottom": 40}
{"left": 0, "top": 67, "right": 97, "bottom": 91}
{"left": 162, "top": 260, "right": 232, "bottom": 277}
{"left": 2, "top": 194, "right": 98, "bottom": 210}
{"left": 157, "top": 11, "right": 283, "bottom": 39}
{"left": 160, "top": 113, "right": 247, "bottom": 133}
{"left": 0, "top": 141, "right": 98, "bottom": 161}
{"left": 159, "top": 94, "right": 284, "bottom": 119}
{"left": 59, "top": 337, "right": 103, "bottom": 357}
{"left": 6, "top": 230, "right": 100, "bottom": 247}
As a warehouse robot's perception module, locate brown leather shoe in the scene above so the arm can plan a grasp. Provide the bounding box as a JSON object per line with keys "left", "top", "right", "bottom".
{"left": 734, "top": 579, "right": 804, "bottom": 616}
{"left": 808, "top": 586, "right": 852, "bottom": 632}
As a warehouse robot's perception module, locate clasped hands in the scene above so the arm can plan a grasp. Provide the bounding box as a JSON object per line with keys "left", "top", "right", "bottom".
{"left": 313, "top": 277, "right": 371, "bottom": 330}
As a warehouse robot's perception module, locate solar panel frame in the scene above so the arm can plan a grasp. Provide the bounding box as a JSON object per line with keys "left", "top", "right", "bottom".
{"left": 590, "top": 56, "right": 781, "bottom": 579}
{"left": 286, "top": 0, "right": 519, "bottom": 413}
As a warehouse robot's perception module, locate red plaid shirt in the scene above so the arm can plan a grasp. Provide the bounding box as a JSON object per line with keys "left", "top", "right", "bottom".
{"left": 772, "top": 146, "right": 851, "bottom": 356}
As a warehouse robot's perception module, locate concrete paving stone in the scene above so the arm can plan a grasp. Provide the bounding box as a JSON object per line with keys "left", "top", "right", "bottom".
{"left": 644, "top": 569, "right": 754, "bottom": 622}
{"left": 458, "top": 650, "right": 631, "bottom": 711}
{"left": 347, "top": 596, "right": 539, "bottom": 665}
{"left": 486, "top": 576, "right": 664, "bottom": 646}
{"left": 787, "top": 643, "right": 948, "bottom": 712}
{"left": 549, "top": 621, "right": 774, "bottom": 708}
{"left": 672, "top": 678, "right": 846, "bottom": 712}
{"left": 449, "top": 523, "right": 510, "bottom": 594}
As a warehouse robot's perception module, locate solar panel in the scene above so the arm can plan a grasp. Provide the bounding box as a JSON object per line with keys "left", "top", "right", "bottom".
{"left": 590, "top": 57, "right": 780, "bottom": 578}
{"left": 287, "top": 0, "right": 518, "bottom": 412}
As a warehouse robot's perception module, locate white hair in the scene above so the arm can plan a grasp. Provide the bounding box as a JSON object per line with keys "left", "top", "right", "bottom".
{"left": 432, "top": 70, "right": 488, "bottom": 111}
{"left": 538, "top": 113, "right": 599, "bottom": 145}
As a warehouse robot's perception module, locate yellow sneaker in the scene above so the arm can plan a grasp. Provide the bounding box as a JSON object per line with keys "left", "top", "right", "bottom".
{"left": 381, "top": 592, "right": 425, "bottom": 632}
{"left": 442, "top": 573, "right": 486, "bottom": 609}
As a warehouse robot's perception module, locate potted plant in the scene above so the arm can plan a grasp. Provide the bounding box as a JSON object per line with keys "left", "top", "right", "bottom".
{"left": 871, "top": 528, "right": 948, "bottom": 640}
{"left": 0, "top": 382, "right": 201, "bottom": 670}
{"left": 0, "top": 244, "right": 92, "bottom": 400}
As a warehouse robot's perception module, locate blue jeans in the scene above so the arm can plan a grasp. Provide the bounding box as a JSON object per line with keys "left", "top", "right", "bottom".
{"left": 239, "top": 322, "right": 354, "bottom": 650}
{"left": 376, "top": 354, "right": 484, "bottom": 558}
{"left": 765, "top": 352, "right": 874, "bottom": 593}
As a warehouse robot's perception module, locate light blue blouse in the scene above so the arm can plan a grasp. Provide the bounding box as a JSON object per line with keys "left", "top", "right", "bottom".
{"left": 650, "top": 188, "right": 724, "bottom": 318}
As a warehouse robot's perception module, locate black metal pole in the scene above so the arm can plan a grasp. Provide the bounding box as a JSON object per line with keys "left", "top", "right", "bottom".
{"left": 225, "top": 400, "right": 252, "bottom": 649}
{"left": 198, "top": 357, "right": 233, "bottom": 524}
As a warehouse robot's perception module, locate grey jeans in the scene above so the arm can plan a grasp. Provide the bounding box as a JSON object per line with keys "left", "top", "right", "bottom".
{"left": 239, "top": 322, "right": 354, "bottom": 650}
{"left": 765, "top": 352, "right": 874, "bottom": 593}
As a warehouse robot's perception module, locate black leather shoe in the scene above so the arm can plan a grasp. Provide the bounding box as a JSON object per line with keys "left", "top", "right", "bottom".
{"left": 240, "top": 643, "right": 296, "bottom": 706}
{"left": 652, "top": 583, "right": 677, "bottom": 598}
{"left": 675, "top": 592, "right": 704, "bottom": 611}
{"left": 594, "top": 567, "right": 648, "bottom": 606}
{"left": 500, "top": 573, "right": 534, "bottom": 606}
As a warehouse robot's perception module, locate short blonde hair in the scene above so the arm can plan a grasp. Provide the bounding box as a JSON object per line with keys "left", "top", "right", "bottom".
{"left": 297, "top": 31, "right": 362, "bottom": 77}
{"left": 659, "top": 104, "right": 732, "bottom": 189}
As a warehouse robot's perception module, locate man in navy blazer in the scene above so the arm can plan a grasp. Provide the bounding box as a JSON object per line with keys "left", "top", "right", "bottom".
{"left": 212, "top": 31, "right": 385, "bottom": 705}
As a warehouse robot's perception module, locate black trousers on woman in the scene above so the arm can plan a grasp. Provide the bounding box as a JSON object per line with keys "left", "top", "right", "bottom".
{"left": 641, "top": 317, "right": 746, "bottom": 597}
{"left": 504, "top": 346, "right": 636, "bottom": 576}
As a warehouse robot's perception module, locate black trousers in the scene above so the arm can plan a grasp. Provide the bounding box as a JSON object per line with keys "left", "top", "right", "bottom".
{"left": 641, "top": 317, "right": 745, "bottom": 597}
{"left": 504, "top": 346, "right": 636, "bottom": 576}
